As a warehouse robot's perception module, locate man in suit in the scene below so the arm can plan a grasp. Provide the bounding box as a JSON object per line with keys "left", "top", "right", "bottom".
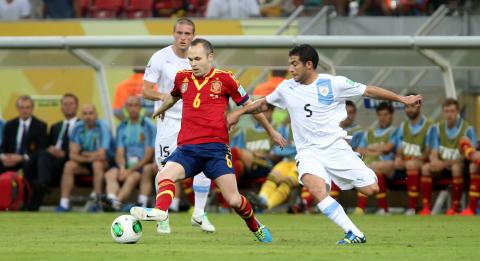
{"left": 0, "top": 95, "right": 47, "bottom": 211}
{"left": 35, "top": 93, "right": 79, "bottom": 210}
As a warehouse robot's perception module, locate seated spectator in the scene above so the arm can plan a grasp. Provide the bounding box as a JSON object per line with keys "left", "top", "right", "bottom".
{"left": 394, "top": 93, "right": 435, "bottom": 215}
{"left": 0, "top": 0, "right": 31, "bottom": 20}
{"left": 459, "top": 137, "right": 480, "bottom": 216}
{"left": 35, "top": 93, "right": 79, "bottom": 210}
{"left": 230, "top": 106, "right": 281, "bottom": 184}
{"left": 56, "top": 104, "right": 112, "bottom": 212}
{"left": 356, "top": 102, "right": 400, "bottom": 215}
{"left": 43, "top": 0, "right": 81, "bottom": 19}
{"left": 206, "top": 0, "right": 261, "bottom": 18}
{"left": 0, "top": 95, "right": 47, "bottom": 211}
{"left": 112, "top": 68, "right": 154, "bottom": 121}
{"left": 420, "top": 98, "right": 476, "bottom": 216}
{"left": 251, "top": 119, "right": 297, "bottom": 211}
{"left": 103, "top": 96, "right": 155, "bottom": 211}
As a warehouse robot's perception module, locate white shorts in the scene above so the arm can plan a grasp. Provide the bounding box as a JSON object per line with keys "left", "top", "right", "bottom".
{"left": 296, "top": 139, "right": 377, "bottom": 190}
{"left": 154, "top": 117, "right": 180, "bottom": 166}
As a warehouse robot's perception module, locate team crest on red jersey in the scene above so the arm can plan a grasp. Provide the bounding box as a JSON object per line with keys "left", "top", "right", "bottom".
{"left": 181, "top": 77, "right": 189, "bottom": 93}
{"left": 210, "top": 80, "right": 222, "bottom": 94}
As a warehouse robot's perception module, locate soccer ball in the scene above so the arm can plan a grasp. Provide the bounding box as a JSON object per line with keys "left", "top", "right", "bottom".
{"left": 110, "top": 215, "right": 142, "bottom": 244}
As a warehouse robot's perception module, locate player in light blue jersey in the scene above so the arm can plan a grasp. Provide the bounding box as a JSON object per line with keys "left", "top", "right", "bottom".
{"left": 394, "top": 93, "right": 435, "bottom": 215}
{"left": 56, "top": 104, "right": 113, "bottom": 212}
{"left": 104, "top": 96, "right": 156, "bottom": 211}
{"left": 228, "top": 44, "right": 422, "bottom": 244}
{"left": 356, "top": 102, "right": 401, "bottom": 215}
{"left": 421, "top": 98, "right": 477, "bottom": 215}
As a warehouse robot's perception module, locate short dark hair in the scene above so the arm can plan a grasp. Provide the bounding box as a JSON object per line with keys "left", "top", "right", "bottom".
{"left": 16, "top": 95, "right": 34, "bottom": 108}
{"left": 345, "top": 100, "right": 356, "bottom": 112}
{"left": 191, "top": 38, "right": 213, "bottom": 55}
{"left": 62, "top": 93, "right": 79, "bottom": 104}
{"left": 376, "top": 101, "right": 394, "bottom": 114}
{"left": 174, "top": 17, "right": 195, "bottom": 33}
{"left": 442, "top": 97, "right": 459, "bottom": 109}
{"left": 288, "top": 44, "right": 319, "bottom": 69}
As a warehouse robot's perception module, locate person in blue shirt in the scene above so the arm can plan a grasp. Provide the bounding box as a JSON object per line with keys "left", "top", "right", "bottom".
{"left": 56, "top": 104, "right": 113, "bottom": 212}
{"left": 104, "top": 96, "right": 156, "bottom": 211}
{"left": 421, "top": 98, "right": 477, "bottom": 216}
{"left": 393, "top": 93, "right": 436, "bottom": 215}
{"left": 356, "top": 102, "right": 401, "bottom": 215}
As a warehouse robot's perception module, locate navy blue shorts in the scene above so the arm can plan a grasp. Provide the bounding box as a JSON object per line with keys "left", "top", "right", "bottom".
{"left": 162, "top": 143, "right": 234, "bottom": 180}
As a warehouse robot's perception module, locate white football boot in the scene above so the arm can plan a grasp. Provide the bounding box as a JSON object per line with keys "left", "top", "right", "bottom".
{"left": 130, "top": 207, "right": 168, "bottom": 221}
{"left": 191, "top": 213, "right": 215, "bottom": 233}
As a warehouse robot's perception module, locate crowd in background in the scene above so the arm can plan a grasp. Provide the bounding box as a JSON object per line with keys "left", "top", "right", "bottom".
{"left": 1, "top": 68, "right": 479, "bottom": 217}
{"left": 0, "top": 0, "right": 477, "bottom": 21}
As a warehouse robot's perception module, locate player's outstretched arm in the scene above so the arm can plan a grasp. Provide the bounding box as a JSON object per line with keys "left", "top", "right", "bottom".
{"left": 152, "top": 93, "right": 180, "bottom": 119}
{"left": 227, "top": 98, "right": 286, "bottom": 148}
{"left": 143, "top": 80, "right": 163, "bottom": 101}
{"left": 363, "top": 85, "right": 422, "bottom": 106}
{"left": 227, "top": 98, "right": 270, "bottom": 130}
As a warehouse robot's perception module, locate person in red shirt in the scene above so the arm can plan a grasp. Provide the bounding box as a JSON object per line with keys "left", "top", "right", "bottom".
{"left": 130, "top": 38, "right": 286, "bottom": 243}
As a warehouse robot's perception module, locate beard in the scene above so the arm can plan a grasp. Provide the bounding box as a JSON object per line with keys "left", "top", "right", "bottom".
{"left": 407, "top": 112, "right": 419, "bottom": 120}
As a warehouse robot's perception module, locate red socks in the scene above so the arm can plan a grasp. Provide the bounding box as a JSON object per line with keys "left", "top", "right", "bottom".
{"left": 233, "top": 195, "right": 259, "bottom": 232}
{"left": 330, "top": 182, "right": 340, "bottom": 199}
{"left": 421, "top": 176, "right": 432, "bottom": 209}
{"left": 406, "top": 170, "right": 420, "bottom": 209}
{"left": 181, "top": 178, "right": 195, "bottom": 206}
{"left": 468, "top": 174, "right": 480, "bottom": 211}
{"left": 155, "top": 179, "right": 176, "bottom": 211}
{"left": 451, "top": 176, "right": 464, "bottom": 211}
{"left": 376, "top": 173, "right": 388, "bottom": 212}
{"left": 301, "top": 187, "right": 314, "bottom": 209}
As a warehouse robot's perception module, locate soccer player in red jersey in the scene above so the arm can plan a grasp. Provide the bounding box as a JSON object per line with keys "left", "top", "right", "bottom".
{"left": 130, "top": 38, "right": 286, "bottom": 242}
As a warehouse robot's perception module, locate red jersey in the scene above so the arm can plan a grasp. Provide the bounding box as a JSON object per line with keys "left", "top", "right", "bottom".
{"left": 171, "top": 68, "right": 249, "bottom": 146}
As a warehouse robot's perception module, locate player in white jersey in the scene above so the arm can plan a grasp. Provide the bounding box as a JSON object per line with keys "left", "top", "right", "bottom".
{"left": 142, "top": 18, "right": 214, "bottom": 234}
{"left": 228, "top": 44, "right": 422, "bottom": 244}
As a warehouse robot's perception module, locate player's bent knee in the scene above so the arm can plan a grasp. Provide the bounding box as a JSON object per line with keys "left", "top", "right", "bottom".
{"left": 64, "top": 160, "right": 77, "bottom": 170}
{"left": 309, "top": 188, "right": 328, "bottom": 202}
{"left": 105, "top": 171, "right": 116, "bottom": 181}
{"left": 223, "top": 193, "right": 242, "bottom": 208}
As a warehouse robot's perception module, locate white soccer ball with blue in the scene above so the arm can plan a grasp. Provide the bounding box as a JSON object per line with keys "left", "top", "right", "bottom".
{"left": 110, "top": 215, "right": 142, "bottom": 244}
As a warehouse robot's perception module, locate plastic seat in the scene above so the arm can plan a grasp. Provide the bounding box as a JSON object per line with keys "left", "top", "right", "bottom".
{"left": 125, "top": 0, "right": 153, "bottom": 18}
{"left": 88, "top": 0, "right": 124, "bottom": 18}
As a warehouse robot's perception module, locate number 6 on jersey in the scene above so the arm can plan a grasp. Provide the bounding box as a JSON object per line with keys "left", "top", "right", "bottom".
{"left": 193, "top": 93, "right": 201, "bottom": 108}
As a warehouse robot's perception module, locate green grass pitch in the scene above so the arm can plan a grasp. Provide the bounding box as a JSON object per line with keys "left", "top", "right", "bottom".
{"left": 1, "top": 213, "right": 479, "bottom": 261}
